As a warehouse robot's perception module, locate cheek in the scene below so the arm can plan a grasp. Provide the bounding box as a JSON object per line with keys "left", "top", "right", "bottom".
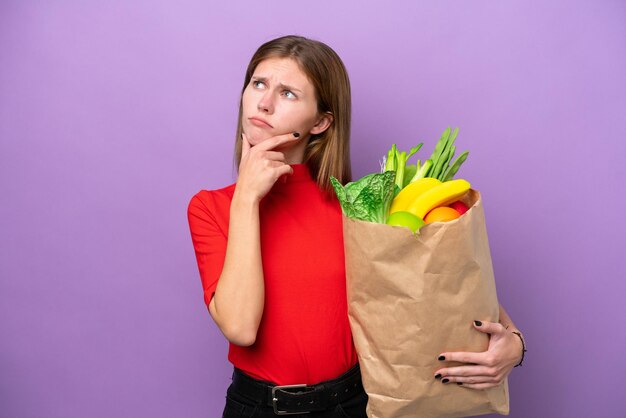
{"left": 280, "top": 106, "right": 318, "bottom": 130}
{"left": 241, "top": 92, "right": 254, "bottom": 113}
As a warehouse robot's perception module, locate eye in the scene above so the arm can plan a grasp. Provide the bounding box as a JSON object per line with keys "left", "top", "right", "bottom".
{"left": 252, "top": 79, "right": 265, "bottom": 89}
{"left": 283, "top": 90, "right": 297, "bottom": 99}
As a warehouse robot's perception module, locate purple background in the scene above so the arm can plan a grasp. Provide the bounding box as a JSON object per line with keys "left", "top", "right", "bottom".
{"left": 1, "top": 1, "right": 625, "bottom": 417}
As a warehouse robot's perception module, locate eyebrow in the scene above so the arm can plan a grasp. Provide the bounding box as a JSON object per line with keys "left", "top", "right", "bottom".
{"left": 252, "top": 76, "right": 303, "bottom": 94}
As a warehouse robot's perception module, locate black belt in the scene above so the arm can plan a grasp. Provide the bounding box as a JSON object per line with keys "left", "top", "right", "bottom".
{"left": 230, "top": 363, "right": 364, "bottom": 415}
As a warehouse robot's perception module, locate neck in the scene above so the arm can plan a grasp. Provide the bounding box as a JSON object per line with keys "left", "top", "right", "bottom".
{"left": 282, "top": 138, "right": 308, "bottom": 164}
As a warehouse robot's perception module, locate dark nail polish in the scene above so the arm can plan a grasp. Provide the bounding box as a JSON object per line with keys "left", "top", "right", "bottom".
{"left": 438, "top": 356, "right": 446, "bottom": 361}
{"left": 442, "top": 378, "right": 449, "bottom": 384}
{"left": 474, "top": 320, "right": 482, "bottom": 326}
{"left": 434, "top": 374, "right": 442, "bottom": 379}
{"left": 293, "top": 132, "right": 300, "bottom": 138}
{"left": 457, "top": 382, "right": 463, "bottom": 385}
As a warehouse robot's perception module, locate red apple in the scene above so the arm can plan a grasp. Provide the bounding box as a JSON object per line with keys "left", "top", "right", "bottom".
{"left": 448, "top": 200, "right": 469, "bottom": 215}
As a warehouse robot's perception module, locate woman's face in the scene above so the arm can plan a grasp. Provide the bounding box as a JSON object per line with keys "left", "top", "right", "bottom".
{"left": 241, "top": 57, "right": 331, "bottom": 154}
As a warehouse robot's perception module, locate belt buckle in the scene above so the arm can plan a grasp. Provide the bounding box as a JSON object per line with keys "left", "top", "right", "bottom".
{"left": 271, "top": 384, "right": 311, "bottom": 415}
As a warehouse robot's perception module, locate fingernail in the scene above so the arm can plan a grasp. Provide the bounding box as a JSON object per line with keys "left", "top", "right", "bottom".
{"left": 293, "top": 132, "right": 300, "bottom": 138}
{"left": 442, "top": 378, "right": 449, "bottom": 384}
{"left": 457, "top": 382, "right": 463, "bottom": 386}
{"left": 474, "top": 320, "right": 482, "bottom": 326}
{"left": 434, "top": 374, "right": 442, "bottom": 379}
{"left": 438, "top": 356, "right": 446, "bottom": 361}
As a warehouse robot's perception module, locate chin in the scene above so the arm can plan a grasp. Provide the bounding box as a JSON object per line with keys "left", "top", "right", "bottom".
{"left": 248, "top": 134, "right": 271, "bottom": 145}
{"left": 245, "top": 127, "right": 273, "bottom": 142}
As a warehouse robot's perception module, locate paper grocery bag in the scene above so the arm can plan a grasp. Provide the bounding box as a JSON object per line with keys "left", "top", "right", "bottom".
{"left": 343, "top": 189, "right": 509, "bottom": 418}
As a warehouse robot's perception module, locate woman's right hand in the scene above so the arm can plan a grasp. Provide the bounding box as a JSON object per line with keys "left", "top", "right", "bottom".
{"left": 236, "top": 132, "right": 300, "bottom": 203}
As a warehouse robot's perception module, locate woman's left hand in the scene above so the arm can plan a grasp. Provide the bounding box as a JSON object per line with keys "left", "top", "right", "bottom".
{"left": 434, "top": 320, "right": 523, "bottom": 390}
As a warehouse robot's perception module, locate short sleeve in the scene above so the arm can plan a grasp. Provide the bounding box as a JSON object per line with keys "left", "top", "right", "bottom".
{"left": 187, "top": 192, "right": 227, "bottom": 309}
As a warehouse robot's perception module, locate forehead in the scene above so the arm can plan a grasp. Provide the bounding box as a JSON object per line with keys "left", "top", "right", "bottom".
{"left": 253, "top": 57, "right": 313, "bottom": 91}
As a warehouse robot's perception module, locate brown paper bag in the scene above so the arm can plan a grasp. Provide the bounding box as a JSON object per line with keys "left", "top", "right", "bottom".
{"left": 343, "top": 189, "right": 510, "bottom": 418}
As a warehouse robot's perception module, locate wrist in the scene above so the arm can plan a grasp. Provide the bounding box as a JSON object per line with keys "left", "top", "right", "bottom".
{"left": 232, "top": 188, "right": 261, "bottom": 207}
{"left": 511, "top": 331, "right": 527, "bottom": 367}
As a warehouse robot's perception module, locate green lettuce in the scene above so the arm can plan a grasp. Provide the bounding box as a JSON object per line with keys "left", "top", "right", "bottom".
{"left": 330, "top": 171, "right": 396, "bottom": 224}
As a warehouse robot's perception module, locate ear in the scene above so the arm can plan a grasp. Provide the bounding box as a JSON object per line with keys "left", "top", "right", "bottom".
{"left": 310, "top": 112, "right": 334, "bottom": 135}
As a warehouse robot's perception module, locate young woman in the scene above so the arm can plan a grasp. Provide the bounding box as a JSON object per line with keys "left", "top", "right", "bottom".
{"left": 187, "top": 35, "right": 525, "bottom": 417}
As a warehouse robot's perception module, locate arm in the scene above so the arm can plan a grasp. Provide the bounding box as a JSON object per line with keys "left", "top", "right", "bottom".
{"left": 434, "top": 303, "right": 525, "bottom": 389}
{"left": 206, "top": 132, "right": 301, "bottom": 346}
{"left": 207, "top": 190, "right": 264, "bottom": 347}
{"left": 498, "top": 303, "right": 521, "bottom": 334}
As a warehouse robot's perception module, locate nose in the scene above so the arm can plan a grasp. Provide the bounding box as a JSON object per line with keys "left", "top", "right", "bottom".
{"left": 257, "top": 91, "right": 274, "bottom": 114}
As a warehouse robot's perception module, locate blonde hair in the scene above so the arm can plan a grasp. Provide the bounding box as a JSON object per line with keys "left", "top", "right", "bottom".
{"left": 233, "top": 35, "right": 352, "bottom": 194}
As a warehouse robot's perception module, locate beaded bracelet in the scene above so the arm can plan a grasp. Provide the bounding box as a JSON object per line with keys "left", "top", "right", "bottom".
{"left": 511, "top": 331, "right": 527, "bottom": 367}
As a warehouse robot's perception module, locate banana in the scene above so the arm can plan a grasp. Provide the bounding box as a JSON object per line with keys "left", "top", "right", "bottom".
{"left": 389, "top": 177, "right": 442, "bottom": 214}
{"left": 406, "top": 179, "right": 471, "bottom": 219}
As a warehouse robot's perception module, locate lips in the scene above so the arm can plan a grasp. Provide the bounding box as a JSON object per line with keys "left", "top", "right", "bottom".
{"left": 249, "top": 117, "right": 273, "bottom": 128}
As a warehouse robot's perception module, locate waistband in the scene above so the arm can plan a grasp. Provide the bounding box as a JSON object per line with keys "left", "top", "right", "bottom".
{"left": 230, "top": 364, "right": 364, "bottom": 414}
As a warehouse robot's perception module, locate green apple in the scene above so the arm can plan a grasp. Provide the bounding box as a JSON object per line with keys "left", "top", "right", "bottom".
{"left": 385, "top": 211, "right": 425, "bottom": 233}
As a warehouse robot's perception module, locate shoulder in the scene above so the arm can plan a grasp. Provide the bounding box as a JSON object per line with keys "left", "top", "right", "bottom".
{"left": 188, "top": 183, "right": 236, "bottom": 209}
{"left": 187, "top": 183, "right": 236, "bottom": 224}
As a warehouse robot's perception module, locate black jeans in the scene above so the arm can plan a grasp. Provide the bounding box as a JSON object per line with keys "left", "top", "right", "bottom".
{"left": 222, "top": 364, "right": 368, "bottom": 417}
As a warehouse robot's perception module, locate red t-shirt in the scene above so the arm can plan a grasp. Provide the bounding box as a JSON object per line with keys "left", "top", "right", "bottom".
{"left": 187, "top": 163, "right": 359, "bottom": 385}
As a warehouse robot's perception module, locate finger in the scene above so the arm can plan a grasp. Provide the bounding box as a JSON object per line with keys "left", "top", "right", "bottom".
{"left": 241, "top": 133, "right": 251, "bottom": 158}
{"left": 263, "top": 151, "right": 286, "bottom": 161}
{"left": 458, "top": 382, "right": 502, "bottom": 390}
{"left": 274, "top": 163, "right": 294, "bottom": 178}
{"left": 473, "top": 320, "right": 506, "bottom": 335}
{"left": 437, "top": 351, "right": 486, "bottom": 365}
{"left": 254, "top": 132, "right": 301, "bottom": 151}
{"left": 440, "top": 375, "right": 498, "bottom": 385}
{"left": 275, "top": 164, "right": 294, "bottom": 184}
{"left": 434, "top": 365, "right": 496, "bottom": 378}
